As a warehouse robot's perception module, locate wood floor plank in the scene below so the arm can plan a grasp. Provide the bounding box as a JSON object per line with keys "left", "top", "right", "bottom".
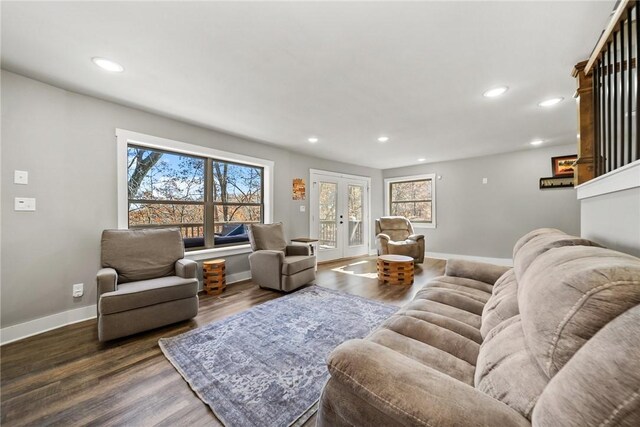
{"left": 1, "top": 256, "right": 446, "bottom": 426}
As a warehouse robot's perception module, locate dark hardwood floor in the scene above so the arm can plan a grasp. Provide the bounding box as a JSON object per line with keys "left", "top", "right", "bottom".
{"left": 1, "top": 256, "right": 446, "bottom": 426}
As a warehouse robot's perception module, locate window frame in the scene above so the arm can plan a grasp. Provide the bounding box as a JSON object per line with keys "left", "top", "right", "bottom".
{"left": 384, "top": 173, "right": 436, "bottom": 229}
{"left": 117, "top": 129, "right": 274, "bottom": 260}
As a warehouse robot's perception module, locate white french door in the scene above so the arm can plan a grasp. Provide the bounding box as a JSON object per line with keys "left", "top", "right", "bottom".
{"left": 309, "top": 170, "right": 370, "bottom": 262}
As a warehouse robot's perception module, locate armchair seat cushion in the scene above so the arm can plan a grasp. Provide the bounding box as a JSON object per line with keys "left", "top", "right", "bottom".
{"left": 99, "top": 276, "right": 198, "bottom": 315}
{"left": 282, "top": 255, "right": 316, "bottom": 275}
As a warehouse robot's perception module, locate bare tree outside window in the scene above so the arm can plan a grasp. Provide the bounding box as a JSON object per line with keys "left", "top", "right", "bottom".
{"left": 127, "top": 145, "right": 263, "bottom": 249}
{"left": 389, "top": 179, "right": 432, "bottom": 223}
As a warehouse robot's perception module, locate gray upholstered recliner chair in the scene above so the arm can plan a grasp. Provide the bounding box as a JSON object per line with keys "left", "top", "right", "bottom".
{"left": 97, "top": 228, "right": 199, "bottom": 341}
{"left": 247, "top": 222, "right": 316, "bottom": 292}
{"left": 375, "top": 216, "right": 425, "bottom": 263}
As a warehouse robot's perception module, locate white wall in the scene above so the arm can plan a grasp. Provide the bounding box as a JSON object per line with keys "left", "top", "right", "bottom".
{"left": 1, "top": 71, "right": 383, "bottom": 329}
{"left": 578, "top": 161, "right": 640, "bottom": 257}
{"left": 383, "top": 145, "right": 581, "bottom": 258}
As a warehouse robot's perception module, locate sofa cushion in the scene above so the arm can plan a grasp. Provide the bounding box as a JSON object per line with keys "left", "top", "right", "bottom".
{"left": 101, "top": 228, "right": 184, "bottom": 283}
{"left": 532, "top": 305, "right": 640, "bottom": 427}
{"left": 99, "top": 276, "right": 198, "bottom": 315}
{"left": 519, "top": 245, "right": 640, "bottom": 378}
{"left": 247, "top": 222, "right": 287, "bottom": 251}
{"left": 281, "top": 255, "right": 315, "bottom": 275}
{"left": 369, "top": 328, "right": 475, "bottom": 385}
{"left": 512, "top": 228, "right": 599, "bottom": 279}
{"left": 481, "top": 269, "right": 519, "bottom": 338}
{"left": 422, "top": 277, "right": 492, "bottom": 304}
{"left": 380, "top": 313, "right": 480, "bottom": 366}
{"left": 414, "top": 287, "right": 485, "bottom": 316}
{"left": 402, "top": 298, "right": 482, "bottom": 330}
{"left": 475, "top": 315, "right": 548, "bottom": 420}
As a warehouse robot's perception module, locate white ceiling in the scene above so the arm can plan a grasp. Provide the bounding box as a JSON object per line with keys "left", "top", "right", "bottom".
{"left": 1, "top": 1, "right": 614, "bottom": 169}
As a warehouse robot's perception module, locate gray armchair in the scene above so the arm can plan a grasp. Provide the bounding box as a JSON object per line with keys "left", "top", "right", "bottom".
{"left": 375, "top": 216, "right": 425, "bottom": 263}
{"left": 97, "top": 228, "right": 199, "bottom": 341}
{"left": 247, "top": 223, "right": 316, "bottom": 292}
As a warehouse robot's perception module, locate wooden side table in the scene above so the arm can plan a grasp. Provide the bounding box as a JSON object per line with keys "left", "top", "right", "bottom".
{"left": 377, "top": 254, "right": 414, "bottom": 285}
{"left": 290, "top": 237, "right": 319, "bottom": 271}
{"left": 203, "top": 259, "right": 226, "bottom": 295}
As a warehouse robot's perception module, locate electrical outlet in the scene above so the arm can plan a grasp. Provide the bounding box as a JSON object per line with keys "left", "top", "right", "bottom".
{"left": 72, "top": 283, "right": 84, "bottom": 298}
{"left": 14, "top": 197, "right": 36, "bottom": 211}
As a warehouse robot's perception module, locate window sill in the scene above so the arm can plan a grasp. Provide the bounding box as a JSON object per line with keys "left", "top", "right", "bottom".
{"left": 185, "top": 244, "right": 252, "bottom": 261}
{"left": 413, "top": 223, "right": 436, "bottom": 229}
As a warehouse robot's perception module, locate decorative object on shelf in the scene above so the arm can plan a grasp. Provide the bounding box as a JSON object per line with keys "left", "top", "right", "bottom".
{"left": 203, "top": 259, "right": 226, "bottom": 295}
{"left": 539, "top": 176, "right": 575, "bottom": 189}
{"left": 292, "top": 178, "right": 306, "bottom": 200}
{"left": 551, "top": 155, "right": 578, "bottom": 177}
{"left": 377, "top": 254, "right": 415, "bottom": 285}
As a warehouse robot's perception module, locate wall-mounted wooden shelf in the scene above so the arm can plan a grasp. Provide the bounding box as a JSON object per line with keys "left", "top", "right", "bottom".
{"left": 539, "top": 176, "right": 575, "bottom": 189}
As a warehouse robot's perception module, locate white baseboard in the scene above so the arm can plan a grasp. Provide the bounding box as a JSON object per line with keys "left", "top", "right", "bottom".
{"left": 1, "top": 304, "right": 97, "bottom": 346}
{"left": 226, "top": 270, "right": 251, "bottom": 284}
{"left": 426, "top": 251, "right": 513, "bottom": 267}
{"left": 2, "top": 271, "right": 255, "bottom": 346}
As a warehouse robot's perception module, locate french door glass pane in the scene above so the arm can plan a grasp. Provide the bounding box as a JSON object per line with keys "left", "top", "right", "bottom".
{"left": 348, "top": 184, "right": 364, "bottom": 246}
{"left": 319, "top": 182, "right": 338, "bottom": 249}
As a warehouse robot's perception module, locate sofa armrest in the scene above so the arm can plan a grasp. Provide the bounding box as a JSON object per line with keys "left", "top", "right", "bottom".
{"left": 407, "top": 233, "right": 424, "bottom": 242}
{"left": 445, "top": 258, "right": 510, "bottom": 285}
{"left": 249, "top": 250, "right": 285, "bottom": 288}
{"left": 327, "top": 340, "right": 529, "bottom": 427}
{"left": 97, "top": 268, "right": 118, "bottom": 295}
{"left": 286, "top": 245, "right": 310, "bottom": 256}
{"left": 175, "top": 258, "right": 198, "bottom": 279}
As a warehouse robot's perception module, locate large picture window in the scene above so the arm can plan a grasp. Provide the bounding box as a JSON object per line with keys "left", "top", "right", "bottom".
{"left": 127, "top": 145, "right": 264, "bottom": 250}
{"left": 385, "top": 174, "right": 436, "bottom": 227}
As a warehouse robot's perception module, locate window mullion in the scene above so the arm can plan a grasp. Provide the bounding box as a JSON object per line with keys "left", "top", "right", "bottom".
{"left": 204, "top": 159, "right": 215, "bottom": 248}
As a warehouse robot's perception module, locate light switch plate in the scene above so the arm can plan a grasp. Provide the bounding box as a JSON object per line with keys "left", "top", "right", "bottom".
{"left": 300, "top": 205, "right": 306, "bottom": 212}
{"left": 14, "top": 170, "right": 28, "bottom": 185}
{"left": 15, "top": 197, "right": 36, "bottom": 211}
{"left": 482, "top": 177, "right": 488, "bottom": 184}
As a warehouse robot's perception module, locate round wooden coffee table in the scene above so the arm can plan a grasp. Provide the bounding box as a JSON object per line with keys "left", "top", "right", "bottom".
{"left": 377, "top": 254, "right": 414, "bottom": 285}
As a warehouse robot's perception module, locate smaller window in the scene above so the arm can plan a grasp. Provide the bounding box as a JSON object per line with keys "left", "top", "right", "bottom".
{"left": 387, "top": 175, "right": 435, "bottom": 226}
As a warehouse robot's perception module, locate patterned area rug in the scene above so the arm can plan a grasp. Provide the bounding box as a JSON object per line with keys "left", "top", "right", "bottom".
{"left": 159, "top": 285, "right": 396, "bottom": 427}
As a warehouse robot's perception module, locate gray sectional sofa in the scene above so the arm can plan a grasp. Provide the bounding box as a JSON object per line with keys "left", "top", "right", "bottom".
{"left": 318, "top": 228, "right": 640, "bottom": 426}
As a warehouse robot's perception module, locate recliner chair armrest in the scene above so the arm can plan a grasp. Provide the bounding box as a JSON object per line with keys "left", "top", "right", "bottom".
{"left": 326, "top": 339, "right": 529, "bottom": 427}
{"left": 376, "top": 233, "right": 391, "bottom": 242}
{"left": 286, "top": 245, "right": 310, "bottom": 256}
{"left": 249, "top": 250, "right": 285, "bottom": 289}
{"left": 97, "top": 268, "right": 118, "bottom": 295}
{"left": 445, "top": 258, "right": 510, "bottom": 285}
{"left": 407, "top": 233, "right": 424, "bottom": 242}
{"left": 175, "top": 258, "right": 198, "bottom": 279}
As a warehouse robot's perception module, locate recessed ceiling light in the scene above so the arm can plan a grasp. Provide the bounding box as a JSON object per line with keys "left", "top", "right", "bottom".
{"left": 530, "top": 139, "right": 544, "bottom": 146}
{"left": 538, "top": 97, "right": 564, "bottom": 107}
{"left": 417, "top": 158, "right": 426, "bottom": 162}
{"left": 483, "top": 86, "right": 509, "bottom": 98}
{"left": 92, "top": 57, "right": 124, "bottom": 72}
{"left": 307, "top": 137, "right": 319, "bottom": 143}
{"left": 377, "top": 136, "right": 389, "bottom": 143}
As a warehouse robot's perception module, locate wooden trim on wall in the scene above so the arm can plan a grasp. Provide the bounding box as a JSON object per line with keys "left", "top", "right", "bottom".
{"left": 572, "top": 61, "right": 596, "bottom": 185}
